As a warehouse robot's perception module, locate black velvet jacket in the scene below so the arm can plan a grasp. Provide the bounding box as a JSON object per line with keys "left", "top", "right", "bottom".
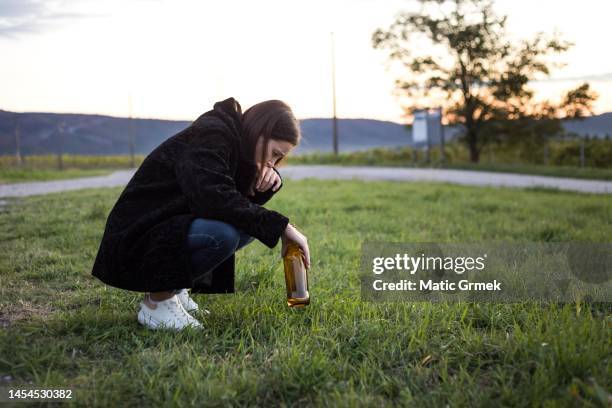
{"left": 90, "top": 97, "right": 290, "bottom": 294}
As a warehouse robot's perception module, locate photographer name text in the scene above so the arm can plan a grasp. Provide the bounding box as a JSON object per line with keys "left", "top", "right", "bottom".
{"left": 372, "top": 279, "right": 502, "bottom": 291}
{"left": 371, "top": 253, "right": 501, "bottom": 292}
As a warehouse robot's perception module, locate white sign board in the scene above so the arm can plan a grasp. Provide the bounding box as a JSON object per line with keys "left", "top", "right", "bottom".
{"left": 412, "top": 109, "right": 441, "bottom": 145}
{"left": 413, "top": 111, "right": 428, "bottom": 144}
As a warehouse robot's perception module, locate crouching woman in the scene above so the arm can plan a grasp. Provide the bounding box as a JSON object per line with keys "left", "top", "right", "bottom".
{"left": 91, "top": 97, "right": 310, "bottom": 330}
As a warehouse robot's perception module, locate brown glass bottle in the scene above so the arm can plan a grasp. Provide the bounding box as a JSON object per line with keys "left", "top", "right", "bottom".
{"left": 283, "top": 241, "right": 310, "bottom": 307}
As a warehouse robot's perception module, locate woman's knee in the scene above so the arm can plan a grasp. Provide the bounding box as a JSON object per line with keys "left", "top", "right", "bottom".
{"left": 236, "top": 230, "right": 255, "bottom": 250}
{"left": 213, "top": 221, "right": 241, "bottom": 252}
{"left": 188, "top": 218, "right": 241, "bottom": 253}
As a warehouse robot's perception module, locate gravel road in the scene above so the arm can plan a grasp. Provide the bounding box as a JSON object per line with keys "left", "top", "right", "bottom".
{"left": 0, "top": 165, "right": 610, "bottom": 199}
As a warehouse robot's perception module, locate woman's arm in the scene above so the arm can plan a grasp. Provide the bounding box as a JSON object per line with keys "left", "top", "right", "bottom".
{"left": 174, "top": 131, "right": 289, "bottom": 248}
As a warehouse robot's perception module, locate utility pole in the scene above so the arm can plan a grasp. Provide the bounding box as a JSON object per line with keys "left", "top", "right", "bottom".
{"left": 128, "top": 94, "right": 135, "bottom": 168}
{"left": 425, "top": 110, "right": 431, "bottom": 164}
{"left": 56, "top": 121, "right": 65, "bottom": 170}
{"left": 13, "top": 114, "right": 22, "bottom": 166}
{"left": 331, "top": 31, "right": 338, "bottom": 156}
{"left": 439, "top": 107, "right": 445, "bottom": 164}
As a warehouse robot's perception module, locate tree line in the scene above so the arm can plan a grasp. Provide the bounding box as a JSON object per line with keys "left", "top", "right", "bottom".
{"left": 372, "top": 0, "right": 600, "bottom": 163}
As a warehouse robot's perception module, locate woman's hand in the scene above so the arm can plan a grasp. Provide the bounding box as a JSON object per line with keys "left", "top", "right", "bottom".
{"left": 248, "top": 164, "right": 281, "bottom": 196}
{"left": 257, "top": 165, "right": 281, "bottom": 192}
{"left": 281, "top": 223, "right": 311, "bottom": 269}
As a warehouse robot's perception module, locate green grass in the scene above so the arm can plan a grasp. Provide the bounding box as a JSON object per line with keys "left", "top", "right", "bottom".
{"left": 0, "top": 180, "right": 610, "bottom": 406}
{"left": 0, "top": 168, "right": 116, "bottom": 184}
{"left": 285, "top": 147, "right": 612, "bottom": 181}
{"left": 3, "top": 147, "right": 612, "bottom": 183}
{"left": 443, "top": 162, "right": 612, "bottom": 181}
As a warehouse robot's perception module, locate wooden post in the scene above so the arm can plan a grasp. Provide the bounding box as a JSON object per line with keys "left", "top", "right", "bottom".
{"left": 14, "top": 114, "right": 22, "bottom": 167}
{"left": 439, "top": 107, "right": 445, "bottom": 164}
{"left": 424, "top": 110, "right": 430, "bottom": 164}
{"left": 56, "top": 121, "right": 65, "bottom": 170}
{"left": 128, "top": 94, "right": 135, "bottom": 168}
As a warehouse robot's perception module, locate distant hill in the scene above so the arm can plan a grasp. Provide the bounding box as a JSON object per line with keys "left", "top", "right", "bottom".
{"left": 0, "top": 110, "right": 610, "bottom": 157}
{"left": 0, "top": 110, "right": 189, "bottom": 156}
{"left": 297, "top": 118, "right": 412, "bottom": 154}
{"left": 564, "top": 112, "right": 612, "bottom": 137}
{"left": 0, "top": 110, "right": 413, "bottom": 156}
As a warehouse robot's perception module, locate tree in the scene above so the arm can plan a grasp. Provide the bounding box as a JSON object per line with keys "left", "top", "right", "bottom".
{"left": 559, "top": 82, "right": 597, "bottom": 119}
{"left": 372, "top": 0, "right": 597, "bottom": 162}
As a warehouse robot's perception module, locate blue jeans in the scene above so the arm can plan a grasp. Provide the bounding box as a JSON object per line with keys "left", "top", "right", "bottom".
{"left": 185, "top": 218, "right": 255, "bottom": 286}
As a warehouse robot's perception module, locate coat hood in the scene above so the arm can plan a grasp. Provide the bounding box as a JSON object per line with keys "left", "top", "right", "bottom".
{"left": 192, "top": 97, "right": 243, "bottom": 139}
{"left": 193, "top": 97, "right": 259, "bottom": 195}
{"left": 211, "top": 97, "right": 244, "bottom": 139}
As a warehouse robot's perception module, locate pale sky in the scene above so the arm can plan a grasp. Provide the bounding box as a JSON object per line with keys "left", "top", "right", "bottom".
{"left": 1, "top": 0, "right": 611, "bottom": 124}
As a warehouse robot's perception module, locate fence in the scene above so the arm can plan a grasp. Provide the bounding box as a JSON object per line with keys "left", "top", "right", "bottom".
{"left": 0, "top": 154, "right": 145, "bottom": 170}
{"left": 1, "top": 139, "right": 610, "bottom": 170}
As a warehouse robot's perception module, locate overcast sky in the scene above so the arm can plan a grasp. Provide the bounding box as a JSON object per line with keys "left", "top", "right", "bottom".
{"left": 1, "top": 0, "right": 610, "bottom": 123}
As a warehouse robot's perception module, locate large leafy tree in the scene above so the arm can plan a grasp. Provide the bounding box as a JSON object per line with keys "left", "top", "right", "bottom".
{"left": 372, "top": 0, "right": 597, "bottom": 162}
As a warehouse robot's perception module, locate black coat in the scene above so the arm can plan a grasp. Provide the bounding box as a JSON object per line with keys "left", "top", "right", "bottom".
{"left": 90, "top": 97, "right": 290, "bottom": 294}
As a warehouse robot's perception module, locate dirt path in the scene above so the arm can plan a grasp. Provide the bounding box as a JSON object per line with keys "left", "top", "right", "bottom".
{"left": 279, "top": 165, "right": 612, "bottom": 194}
{"left": 0, "top": 170, "right": 136, "bottom": 198}
{"left": 0, "top": 166, "right": 610, "bottom": 199}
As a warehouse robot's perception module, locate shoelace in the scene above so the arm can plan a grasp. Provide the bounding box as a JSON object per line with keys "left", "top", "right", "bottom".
{"left": 164, "top": 297, "right": 192, "bottom": 323}
{"left": 175, "top": 299, "right": 199, "bottom": 325}
{"left": 176, "top": 290, "right": 188, "bottom": 303}
{"left": 177, "top": 291, "right": 198, "bottom": 311}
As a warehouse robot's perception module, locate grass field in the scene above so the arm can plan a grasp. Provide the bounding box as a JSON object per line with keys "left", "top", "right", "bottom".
{"left": 285, "top": 148, "right": 612, "bottom": 181}
{"left": 0, "top": 168, "right": 115, "bottom": 184}
{"left": 0, "top": 180, "right": 610, "bottom": 406}
{"left": 3, "top": 145, "right": 612, "bottom": 184}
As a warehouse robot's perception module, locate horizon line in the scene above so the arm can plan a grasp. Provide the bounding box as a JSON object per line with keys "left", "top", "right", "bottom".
{"left": 0, "top": 108, "right": 410, "bottom": 125}
{"left": 1, "top": 108, "right": 610, "bottom": 125}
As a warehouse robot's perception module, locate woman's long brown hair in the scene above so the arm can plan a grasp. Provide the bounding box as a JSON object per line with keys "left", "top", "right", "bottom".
{"left": 240, "top": 100, "right": 301, "bottom": 168}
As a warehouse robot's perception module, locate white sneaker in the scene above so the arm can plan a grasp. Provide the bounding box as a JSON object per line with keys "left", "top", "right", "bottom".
{"left": 175, "top": 289, "right": 199, "bottom": 312}
{"left": 137, "top": 294, "right": 202, "bottom": 330}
